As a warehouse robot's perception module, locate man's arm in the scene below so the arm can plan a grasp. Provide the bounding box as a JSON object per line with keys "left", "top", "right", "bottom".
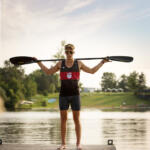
{"left": 36, "top": 60, "right": 61, "bottom": 75}
{"left": 79, "top": 59, "right": 109, "bottom": 74}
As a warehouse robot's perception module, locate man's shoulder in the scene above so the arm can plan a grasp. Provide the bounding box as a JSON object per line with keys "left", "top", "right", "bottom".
{"left": 77, "top": 60, "right": 83, "bottom": 64}
{"left": 76, "top": 60, "right": 83, "bottom": 68}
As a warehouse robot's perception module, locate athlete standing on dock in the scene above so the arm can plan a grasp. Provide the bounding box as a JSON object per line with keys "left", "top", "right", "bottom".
{"left": 35, "top": 44, "right": 109, "bottom": 150}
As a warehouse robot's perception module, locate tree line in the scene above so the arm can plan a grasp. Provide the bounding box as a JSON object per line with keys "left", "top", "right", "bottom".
{"left": 0, "top": 60, "right": 148, "bottom": 110}
{"left": 101, "top": 72, "right": 147, "bottom": 92}
{"left": 0, "top": 61, "right": 60, "bottom": 110}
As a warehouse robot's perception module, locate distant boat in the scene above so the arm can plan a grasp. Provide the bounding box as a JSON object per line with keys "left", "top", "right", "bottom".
{"left": 48, "top": 98, "right": 56, "bottom": 103}
{"left": 20, "top": 100, "right": 34, "bottom": 105}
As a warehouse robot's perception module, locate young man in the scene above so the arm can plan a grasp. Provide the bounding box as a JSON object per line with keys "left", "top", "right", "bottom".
{"left": 35, "top": 44, "right": 109, "bottom": 150}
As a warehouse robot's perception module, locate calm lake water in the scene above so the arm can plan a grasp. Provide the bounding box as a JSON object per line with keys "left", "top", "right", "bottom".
{"left": 0, "top": 109, "right": 150, "bottom": 150}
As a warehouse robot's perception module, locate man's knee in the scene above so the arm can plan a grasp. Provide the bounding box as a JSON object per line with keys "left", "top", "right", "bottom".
{"left": 73, "top": 117, "right": 80, "bottom": 123}
{"left": 73, "top": 111, "right": 80, "bottom": 123}
{"left": 60, "top": 111, "right": 68, "bottom": 122}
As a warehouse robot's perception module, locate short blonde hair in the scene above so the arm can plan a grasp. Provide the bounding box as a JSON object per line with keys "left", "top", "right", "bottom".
{"left": 65, "top": 44, "right": 75, "bottom": 50}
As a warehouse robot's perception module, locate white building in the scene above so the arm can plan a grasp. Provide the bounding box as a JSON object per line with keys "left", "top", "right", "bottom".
{"left": 82, "top": 87, "right": 97, "bottom": 92}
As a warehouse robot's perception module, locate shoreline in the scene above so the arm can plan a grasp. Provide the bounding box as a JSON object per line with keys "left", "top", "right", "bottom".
{"left": 13, "top": 106, "right": 150, "bottom": 112}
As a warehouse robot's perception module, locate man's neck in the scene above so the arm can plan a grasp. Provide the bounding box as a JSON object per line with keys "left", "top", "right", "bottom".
{"left": 66, "top": 58, "right": 74, "bottom": 62}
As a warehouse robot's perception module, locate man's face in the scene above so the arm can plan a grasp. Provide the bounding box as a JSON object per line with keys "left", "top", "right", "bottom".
{"left": 65, "top": 48, "right": 74, "bottom": 59}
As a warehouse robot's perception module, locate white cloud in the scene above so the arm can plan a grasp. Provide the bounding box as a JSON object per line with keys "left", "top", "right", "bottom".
{"left": 62, "top": 0, "right": 94, "bottom": 14}
{"left": 2, "top": 0, "right": 129, "bottom": 42}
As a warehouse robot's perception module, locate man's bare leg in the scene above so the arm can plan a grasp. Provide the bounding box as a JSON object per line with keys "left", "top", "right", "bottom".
{"left": 72, "top": 110, "right": 82, "bottom": 149}
{"left": 58, "top": 110, "right": 68, "bottom": 149}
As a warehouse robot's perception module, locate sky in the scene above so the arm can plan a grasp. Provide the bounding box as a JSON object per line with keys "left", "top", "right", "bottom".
{"left": 0, "top": 0, "right": 150, "bottom": 88}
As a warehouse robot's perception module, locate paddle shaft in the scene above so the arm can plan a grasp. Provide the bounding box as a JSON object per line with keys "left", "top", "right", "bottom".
{"left": 36, "top": 57, "right": 106, "bottom": 62}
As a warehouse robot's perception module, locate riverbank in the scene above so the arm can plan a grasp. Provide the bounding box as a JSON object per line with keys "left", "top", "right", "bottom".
{"left": 17, "top": 92, "right": 150, "bottom": 111}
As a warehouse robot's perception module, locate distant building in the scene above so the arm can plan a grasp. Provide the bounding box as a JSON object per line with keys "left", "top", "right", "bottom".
{"left": 105, "top": 88, "right": 124, "bottom": 92}
{"left": 82, "top": 87, "right": 97, "bottom": 92}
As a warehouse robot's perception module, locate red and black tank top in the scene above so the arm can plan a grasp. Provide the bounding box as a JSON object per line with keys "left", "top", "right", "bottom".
{"left": 60, "top": 59, "right": 80, "bottom": 96}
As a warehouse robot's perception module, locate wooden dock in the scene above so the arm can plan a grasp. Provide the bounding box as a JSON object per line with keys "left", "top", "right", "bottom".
{"left": 0, "top": 144, "right": 116, "bottom": 150}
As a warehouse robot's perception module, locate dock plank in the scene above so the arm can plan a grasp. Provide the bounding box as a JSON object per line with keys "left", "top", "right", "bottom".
{"left": 0, "top": 144, "right": 116, "bottom": 150}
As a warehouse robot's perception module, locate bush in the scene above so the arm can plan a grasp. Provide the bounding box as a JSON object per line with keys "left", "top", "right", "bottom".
{"left": 41, "top": 100, "right": 47, "bottom": 107}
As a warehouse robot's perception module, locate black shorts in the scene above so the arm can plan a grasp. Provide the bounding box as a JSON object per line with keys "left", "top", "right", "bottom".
{"left": 59, "top": 95, "right": 81, "bottom": 111}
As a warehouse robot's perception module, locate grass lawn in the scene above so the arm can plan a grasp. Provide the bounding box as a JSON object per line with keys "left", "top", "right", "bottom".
{"left": 18, "top": 92, "right": 150, "bottom": 110}
{"left": 81, "top": 92, "right": 150, "bottom": 108}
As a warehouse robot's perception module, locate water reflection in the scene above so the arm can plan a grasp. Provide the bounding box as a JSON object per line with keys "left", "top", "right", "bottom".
{"left": 102, "top": 119, "right": 148, "bottom": 150}
{"left": 0, "top": 110, "right": 150, "bottom": 150}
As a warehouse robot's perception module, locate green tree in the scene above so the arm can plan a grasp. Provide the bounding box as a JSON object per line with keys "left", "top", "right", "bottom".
{"left": 30, "top": 70, "right": 49, "bottom": 94}
{"left": 127, "top": 71, "right": 139, "bottom": 91}
{"left": 24, "top": 76, "right": 37, "bottom": 98}
{"left": 0, "top": 87, "right": 8, "bottom": 102}
{"left": 118, "top": 74, "right": 129, "bottom": 91}
{"left": 29, "top": 69, "right": 60, "bottom": 94}
{"left": 101, "top": 72, "right": 117, "bottom": 91}
{"left": 0, "top": 61, "right": 25, "bottom": 110}
{"left": 49, "top": 83, "right": 56, "bottom": 93}
{"left": 137, "top": 72, "right": 146, "bottom": 90}
{"left": 53, "top": 40, "right": 66, "bottom": 62}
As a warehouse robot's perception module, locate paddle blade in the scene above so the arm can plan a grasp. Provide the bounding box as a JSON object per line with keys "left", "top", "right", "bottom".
{"left": 10, "top": 56, "right": 36, "bottom": 65}
{"left": 108, "top": 56, "right": 133, "bottom": 62}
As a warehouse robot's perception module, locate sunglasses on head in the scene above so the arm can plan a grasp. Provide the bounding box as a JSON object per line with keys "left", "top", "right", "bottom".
{"left": 65, "top": 50, "right": 74, "bottom": 54}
